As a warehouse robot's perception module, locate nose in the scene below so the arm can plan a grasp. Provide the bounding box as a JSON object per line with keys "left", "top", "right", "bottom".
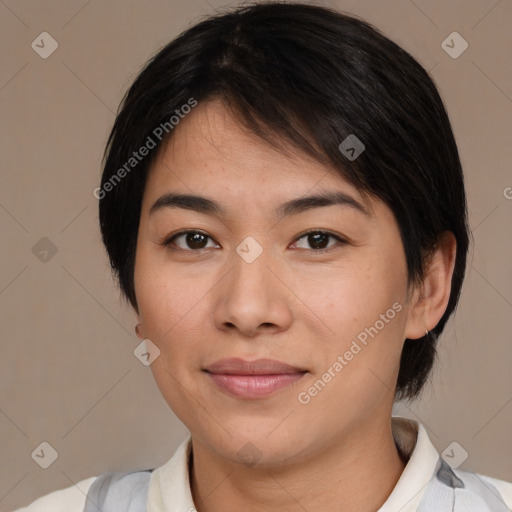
{"left": 212, "top": 242, "right": 294, "bottom": 338}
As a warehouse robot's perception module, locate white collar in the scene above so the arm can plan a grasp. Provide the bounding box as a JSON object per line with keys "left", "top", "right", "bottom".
{"left": 378, "top": 417, "right": 439, "bottom": 511}
{"left": 147, "top": 416, "right": 439, "bottom": 512}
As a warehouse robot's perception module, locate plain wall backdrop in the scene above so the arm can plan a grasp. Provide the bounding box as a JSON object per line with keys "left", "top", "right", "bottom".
{"left": 1, "top": 0, "right": 511, "bottom": 509}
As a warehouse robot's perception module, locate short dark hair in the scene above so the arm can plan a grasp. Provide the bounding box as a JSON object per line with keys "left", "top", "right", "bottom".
{"left": 99, "top": 1, "right": 470, "bottom": 401}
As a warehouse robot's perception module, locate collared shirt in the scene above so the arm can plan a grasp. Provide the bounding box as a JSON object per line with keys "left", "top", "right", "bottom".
{"left": 13, "top": 416, "right": 512, "bottom": 511}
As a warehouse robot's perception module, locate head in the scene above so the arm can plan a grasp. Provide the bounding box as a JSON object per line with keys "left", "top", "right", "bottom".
{"left": 98, "top": 1, "right": 469, "bottom": 463}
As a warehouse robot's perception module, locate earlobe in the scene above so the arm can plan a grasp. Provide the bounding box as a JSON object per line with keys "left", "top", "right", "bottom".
{"left": 135, "top": 323, "right": 143, "bottom": 339}
{"left": 404, "top": 231, "right": 457, "bottom": 340}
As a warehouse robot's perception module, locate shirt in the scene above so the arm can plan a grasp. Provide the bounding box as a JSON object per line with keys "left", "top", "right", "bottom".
{"left": 12, "top": 416, "right": 512, "bottom": 511}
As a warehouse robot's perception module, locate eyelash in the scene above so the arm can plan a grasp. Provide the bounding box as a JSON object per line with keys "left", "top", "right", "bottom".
{"left": 160, "top": 229, "right": 348, "bottom": 255}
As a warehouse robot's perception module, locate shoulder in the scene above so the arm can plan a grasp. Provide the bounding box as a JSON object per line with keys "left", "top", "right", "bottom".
{"left": 10, "top": 469, "right": 153, "bottom": 512}
{"left": 11, "top": 469, "right": 154, "bottom": 512}
{"left": 477, "top": 472, "right": 512, "bottom": 507}
{"left": 452, "top": 465, "right": 512, "bottom": 507}
{"left": 10, "top": 476, "right": 97, "bottom": 512}
{"left": 86, "top": 469, "right": 153, "bottom": 509}
{"left": 418, "top": 458, "right": 512, "bottom": 512}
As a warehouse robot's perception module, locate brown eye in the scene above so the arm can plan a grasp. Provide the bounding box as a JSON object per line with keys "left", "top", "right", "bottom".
{"left": 307, "top": 232, "right": 330, "bottom": 249}
{"left": 163, "top": 231, "right": 218, "bottom": 251}
{"left": 184, "top": 233, "right": 208, "bottom": 249}
{"left": 293, "top": 230, "right": 347, "bottom": 252}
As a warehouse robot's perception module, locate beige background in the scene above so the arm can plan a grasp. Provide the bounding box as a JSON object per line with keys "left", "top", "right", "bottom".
{"left": 1, "top": 0, "right": 511, "bottom": 509}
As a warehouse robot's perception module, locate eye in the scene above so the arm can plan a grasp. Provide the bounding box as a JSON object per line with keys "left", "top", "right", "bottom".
{"left": 291, "top": 230, "right": 347, "bottom": 253}
{"left": 161, "top": 230, "right": 219, "bottom": 252}
{"left": 161, "top": 229, "right": 347, "bottom": 254}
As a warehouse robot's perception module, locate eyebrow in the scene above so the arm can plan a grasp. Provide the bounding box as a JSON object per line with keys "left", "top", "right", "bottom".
{"left": 149, "top": 190, "right": 371, "bottom": 219}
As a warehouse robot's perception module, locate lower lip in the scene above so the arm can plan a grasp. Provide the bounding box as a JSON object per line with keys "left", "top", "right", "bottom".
{"left": 205, "top": 372, "right": 306, "bottom": 399}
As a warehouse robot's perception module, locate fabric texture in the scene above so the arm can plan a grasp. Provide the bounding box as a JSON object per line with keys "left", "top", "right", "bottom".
{"left": 147, "top": 417, "right": 512, "bottom": 512}
{"left": 11, "top": 416, "right": 512, "bottom": 511}
{"left": 83, "top": 470, "right": 152, "bottom": 512}
{"left": 416, "top": 459, "right": 511, "bottom": 512}
{"left": 10, "top": 476, "right": 96, "bottom": 512}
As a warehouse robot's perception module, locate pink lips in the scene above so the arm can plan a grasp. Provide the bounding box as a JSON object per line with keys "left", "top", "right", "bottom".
{"left": 204, "top": 358, "right": 307, "bottom": 399}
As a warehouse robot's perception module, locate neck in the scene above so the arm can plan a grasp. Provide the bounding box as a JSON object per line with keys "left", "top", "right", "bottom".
{"left": 189, "top": 417, "right": 407, "bottom": 512}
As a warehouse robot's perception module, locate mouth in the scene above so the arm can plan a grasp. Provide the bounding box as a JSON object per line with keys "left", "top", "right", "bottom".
{"left": 203, "top": 358, "right": 308, "bottom": 399}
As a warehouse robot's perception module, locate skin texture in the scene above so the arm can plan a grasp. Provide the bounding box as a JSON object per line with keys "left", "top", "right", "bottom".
{"left": 134, "top": 98, "right": 456, "bottom": 512}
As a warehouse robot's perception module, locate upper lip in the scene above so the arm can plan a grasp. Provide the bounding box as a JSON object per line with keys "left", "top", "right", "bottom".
{"left": 204, "top": 358, "right": 307, "bottom": 375}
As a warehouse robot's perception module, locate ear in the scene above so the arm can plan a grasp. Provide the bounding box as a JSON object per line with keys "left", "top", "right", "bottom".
{"left": 134, "top": 320, "right": 145, "bottom": 340}
{"left": 404, "top": 231, "right": 457, "bottom": 340}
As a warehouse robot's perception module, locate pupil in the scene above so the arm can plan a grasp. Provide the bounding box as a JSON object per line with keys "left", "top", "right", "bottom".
{"left": 309, "top": 233, "right": 328, "bottom": 249}
{"left": 188, "top": 233, "right": 207, "bottom": 249}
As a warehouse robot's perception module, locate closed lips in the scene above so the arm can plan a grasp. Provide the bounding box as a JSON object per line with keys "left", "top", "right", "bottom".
{"left": 203, "top": 357, "right": 308, "bottom": 375}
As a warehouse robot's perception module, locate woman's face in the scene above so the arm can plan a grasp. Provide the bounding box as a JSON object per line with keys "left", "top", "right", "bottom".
{"left": 134, "top": 98, "right": 418, "bottom": 466}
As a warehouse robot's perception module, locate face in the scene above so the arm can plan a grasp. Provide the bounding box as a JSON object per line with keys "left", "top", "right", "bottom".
{"left": 134, "top": 98, "right": 416, "bottom": 467}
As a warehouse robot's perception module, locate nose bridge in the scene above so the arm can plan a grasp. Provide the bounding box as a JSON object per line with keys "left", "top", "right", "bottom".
{"left": 229, "top": 235, "right": 275, "bottom": 300}
{"left": 212, "top": 234, "right": 293, "bottom": 334}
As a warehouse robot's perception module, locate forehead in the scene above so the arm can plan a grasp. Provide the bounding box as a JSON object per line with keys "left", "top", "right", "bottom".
{"left": 143, "top": 98, "right": 373, "bottom": 216}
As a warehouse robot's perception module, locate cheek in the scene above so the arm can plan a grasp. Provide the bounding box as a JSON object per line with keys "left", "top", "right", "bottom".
{"left": 134, "top": 245, "right": 220, "bottom": 367}
{"left": 300, "top": 256, "right": 408, "bottom": 375}
{"left": 301, "top": 266, "right": 406, "bottom": 401}
{"left": 300, "top": 257, "right": 402, "bottom": 325}
{"left": 137, "top": 274, "right": 206, "bottom": 344}
{"left": 134, "top": 257, "right": 208, "bottom": 409}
